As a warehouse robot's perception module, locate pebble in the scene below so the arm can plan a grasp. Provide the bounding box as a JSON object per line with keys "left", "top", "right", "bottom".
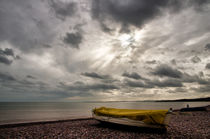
{"left": 0, "top": 109, "right": 210, "bottom": 139}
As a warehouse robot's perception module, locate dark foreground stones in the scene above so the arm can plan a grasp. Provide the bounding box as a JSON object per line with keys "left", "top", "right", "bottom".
{"left": 0, "top": 110, "right": 210, "bottom": 139}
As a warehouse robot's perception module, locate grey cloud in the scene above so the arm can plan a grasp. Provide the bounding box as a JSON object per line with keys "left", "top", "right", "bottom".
{"left": 197, "top": 79, "right": 209, "bottom": 85}
{"left": 49, "top": 0, "right": 77, "bottom": 20}
{"left": 0, "top": 72, "right": 48, "bottom": 89}
{"left": 151, "top": 79, "right": 183, "bottom": 88}
{"left": 91, "top": 0, "right": 209, "bottom": 32}
{"left": 198, "top": 85, "right": 210, "bottom": 92}
{"left": 181, "top": 74, "right": 200, "bottom": 83}
{"left": 125, "top": 79, "right": 153, "bottom": 88}
{"left": 0, "top": 72, "right": 16, "bottom": 81}
{"left": 14, "top": 80, "right": 48, "bottom": 89}
{"left": 0, "top": 0, "right": 55, "bottom": 52}
{"left": 206, "top": 63, "right": 210, "bottom": 69}
{"left": 26, "top": 75, "right": 36, "bottom": 79}
{"left": 0, "top": 48, "right": 19, "bottom": 65}
{"left": 175, "top": 88, "right": 187, "bottom": 92}
{"left": 0, "top": 48, "right": 14, "bottom": 56}
{"left": 152, "top": 64, "right": 183, "bottom": 78}
{"left": 168, "top": 87, "right": 187, "bottom": 93}
{"left": 177, "top": 72, "right": 210, "bottom": 85}
{"left": 59, "top": 81, "right": 119, "bottom": 92}
{"left": 122, "top": 72, "right": 142, "bottom": 80}
{"left": 191, "top": 56, "right": 201, "bottom": 63}
{"left": 42, "top": 44, "right": 52, "bottom": 48}
{"left": 0, "top": 74, "right": 50, "bottom": 94}
{"left": 15, "top": 55, "right": 21, "bottom": 60}
{"left": 151, "top": 65, "right": 209, "bottom": 86}
{"left": 100, "top": 23, "right": 114, "bottom": 33}
{"left": 146, "top": 60, "right": 157, "bottom": 64}
{"left": 63, "top": 32, "right": 82, "bottom": 49}
{"left": 199, "top": 71, "right": 204, "bottom": 77}
{"left": 192, "top": 85, "right": 210, "bottom": 93}
{"left": 0, "top": 55, "right": 12, "bottom": 65}
{"left": 0, "top": 77, "right": 63, "bottom": 101}
{"left": 119, "top": 24, "right": 131, "bottom": 33}
{"left": 91, "top": 0, "right": 169, "bottom": 29}
{"left": 81, "top": 72, "right": 110, "bottom": 79}
{"left": 205, "top": 43, "right": 210, "bottom": 50}
{"left": 32, "top": 90, "right": 71, "bottom": 101}
{"left": 171, "top": 59, "right": 176, "bottom": 65}
{"left": 125, "top": 78, "right": 183, "bottom": 88}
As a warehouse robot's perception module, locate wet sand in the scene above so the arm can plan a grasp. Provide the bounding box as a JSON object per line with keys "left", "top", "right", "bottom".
{"left": 0, "top": 107, "right": 210, "bottom": 139}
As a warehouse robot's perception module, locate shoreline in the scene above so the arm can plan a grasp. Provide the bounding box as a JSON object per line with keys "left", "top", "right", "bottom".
{"left": 0, "top": 117, "right": 92, "bottom": 128}
{"left": 0, "top": 106, "right": 209, "bottom": 138}
{"left": 0, "top": 105, "right": 209, "bottom": 128}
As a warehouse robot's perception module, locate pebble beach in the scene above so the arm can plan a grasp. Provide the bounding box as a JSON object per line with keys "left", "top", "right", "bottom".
{"left": 0, "top": 106, "right": 210, "bottom": 139}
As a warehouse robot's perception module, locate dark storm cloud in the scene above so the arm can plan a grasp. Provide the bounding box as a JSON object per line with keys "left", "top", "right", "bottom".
{"left": 49, "top": 0, "right": 77, "bottom": 20}
{"left": 122, "top": 72, "right": 142, "bottom": 80}
{"left": 0, "top": 48, "right": 14, "bottom": 56}
{"left": 0, "top": 55, "right": 12, "bottom": 65}
{"left": 205, "top": 43, "right": 210, "bottom": 50}
{"left": 91, "top": 0, "right": 209, "bottom": 32}
{"left": 0, "top": 48, "right": 16, "bottom": 65}
{"left": 191, "top": 56, "right": 201, "bottom": 63}
{"left": 59, "top": 81, "right": 119, "bottom": 92}
{"left": 150, "top": 65, "right": 210, "bottom": 86}
{"left": 81, "top": 72, "right": 110, "bottom": 79}
{"left": 63, "top": 32, "right": 83, "bottom": 49}
{"left": 0, "top": 72, "right": 16, "bottom": 81}
{"left": 152, "top": 64, "right": 183, "bottom": 78}
{"left": 206, "top": 63, "right": 210, "bottom": 69}
{"left": 91, "top": 0, "right": 169, "bottom": 29}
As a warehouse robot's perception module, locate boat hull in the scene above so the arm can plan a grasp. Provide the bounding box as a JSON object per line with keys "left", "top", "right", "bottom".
{"left": 92, "top": 112, "right": 170, "bottom": 129}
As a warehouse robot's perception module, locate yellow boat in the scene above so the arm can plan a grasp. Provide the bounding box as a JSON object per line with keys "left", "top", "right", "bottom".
{"left": 92, "top": 107, "right": 171, "bottom": 129}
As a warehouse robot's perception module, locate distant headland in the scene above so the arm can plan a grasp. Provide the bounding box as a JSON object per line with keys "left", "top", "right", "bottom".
{"left": 156, "top": 97, "right": 210, "bottom": 102}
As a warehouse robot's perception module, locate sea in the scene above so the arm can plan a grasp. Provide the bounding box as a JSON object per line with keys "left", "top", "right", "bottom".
{"left": 0, "top": 101, "right": 210, "bottom": 125}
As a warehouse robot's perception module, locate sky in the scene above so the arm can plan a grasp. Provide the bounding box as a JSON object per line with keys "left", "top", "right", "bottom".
{"left": 0, "top": 0, "right": 210, "bottom": 102}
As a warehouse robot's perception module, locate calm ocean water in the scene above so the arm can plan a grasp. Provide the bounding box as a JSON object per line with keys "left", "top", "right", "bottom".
{"left": 0, "top": 101, "right": 209, "bottom": 124}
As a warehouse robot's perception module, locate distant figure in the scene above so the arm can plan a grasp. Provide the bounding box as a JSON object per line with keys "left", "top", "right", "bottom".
{"left": 169, "top": 108, "right": 173, "bottom": 112}
{"left": 187, "top": 104, "right": 189, "bottom": 108}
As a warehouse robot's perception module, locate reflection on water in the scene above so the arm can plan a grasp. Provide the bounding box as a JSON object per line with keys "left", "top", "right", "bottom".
{"left": 0, "top": 101, "right": 209, "bottom": 124}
